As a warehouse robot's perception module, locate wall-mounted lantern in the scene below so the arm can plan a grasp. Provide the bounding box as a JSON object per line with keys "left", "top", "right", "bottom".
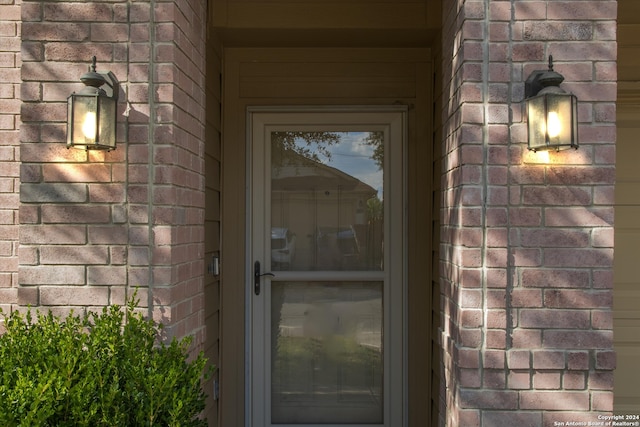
{"left": 67, "top": 56, "right": 119, "bottom": 151}
{"left": 525, "top": 55, "right": 578, "bottom": 152}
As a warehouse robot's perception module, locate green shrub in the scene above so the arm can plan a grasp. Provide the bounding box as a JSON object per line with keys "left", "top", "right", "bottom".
{"left": 0, "top": 297, "right": 213, "bottom": 427}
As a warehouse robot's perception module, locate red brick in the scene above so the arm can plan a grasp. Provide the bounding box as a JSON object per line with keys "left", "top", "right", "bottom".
{"left": 0, "top": 5, "right": 20, "bottom": 21}
{"left": 588, "top": 371, "right": 614, "bottom": 391}
{"left": 459, "top": 390, "right": 518, "bottom": 410}
{"left": 521, "top": 309, "right": 590, "bottom": 329}
{"left": 567, "top": 351, "right": 590, "bottom": 370}
{"left": 522, "top": 269, "right": 591, "bottom": 289}
{"left": 512, "top": 248, "right": 541, "bottom": 267}
{"left": 18, "top": 205, "right": 39, "bottom": 224}
{"left": 595, "top": 350, "right": 616, "bottom": 370}
{"left": 40, "top": 245, "right": 108, "bottom": 265}
{"left": 543, "top": 330, "right": 613, "bottom": 350}
{"left": 460, "top": 329, "right": 482, "bottom": 348}
{"left": 41, "top": 205, "right": 110, "bottom": 224}
{"left": 130, "top": 3, "right": 151, "bottom": 22}
{"left": 483, "top": 350, "right": 505, "bottom": 369}
{"left": 544, "top": 289, "right": 612, "bottom": 309}
{"left": 459, "top": 348, "right": 481, "bottom": 369}
{"left": 43, "top": 3, "right": 113, "bottom": 22}
{"left": 87, "top": 266, "right": 126, "bottom": 285}
{"left": 591, "top": 390, "right": 613, "bottom": 411}
{"left": 595, "top": 22, "right": 616, "bottom": 41}
{"left": 514, "top": 2, "right": 547, "bottom": 20}
{"left": 512, "top": 329, "right": 542, "bottom": 348}
{"left": 592, "top": 310, "right": 612, "bottom": 330}
{"left": 511, "top": 289, "right": 543, "bottom": 308}
{"left": 462, "top": 63, "right": 483, "bottom": 82}
{"left": 594, "top": 185, "right": 615, "bottom": 205}
{"left": 21, "top": 2, "right": 42, "bottom": 22}
{"left": 512, "top": 42, "right": 545, "bottom": 62}
{"left": 128, "top": 226, "right": 150, "bottom": 245}
{"left": 90, "top": 23, "right": 129, "bottom": 42}
{"left": 563, "top": 372, "right": 586, "bottom": 390}
{"left": 524, "top": 22, "right": 593, "bottom": 41}
{"left": 130, "top": 24, "right": 150, "bottom": 42}
{"left": 592, "top": 228, "right": 614, "bottom": 247}
{"left": 485, "top": 289, "right": 506, "bottom": 309}
{"left": 44, "top": 42, "right": 113, "bottom": 63}
{"left": 510, "top": 166, "right": 545, "bottom": 184}
{"left": 22, "top": 23, "right": 90, "bottom": 42}
{"left": 594, "top": 62, "right": 618, "bottom": 83}
{"left": 20, "top": 225, "right": 86, "bottom": 245}
{"left": 19, "top": 266, "right": 85, "bottom": 285}
{"left": 545, "top": 207, "right": 614, "bottom": 227}
{"left": 547, "top": 1, "right": 616, "bottom": 20}
{"left": 489, "top": 22, "right": 509, "bottom": 42}
{"left": 533, "top": 372, "right": 561, "bottom": 390}
{"left": 486, "top": 330, "right": 506, "bottom": 349}
{"left": 460, "top": 288, "right": 482, "bottom": 308}
{"left": 485, "top": 248, "right": 507, "bottom": 267}
{"left": 21, "top": 102, "right": 66, "bottom": 122}
{"left": 462, "top": 1, "right": 484, "bottom": 19}
{"left": 88, "top": 226, "right": 128, "bottom": 245}
{"left": 524, "top": 186, "right": 592, "bottom": 206}
{"left": 509, "top": 208, "right": 542, "bottom": 226}
{"left": 42, "top": 163, "right": 111, "bottom": 182}
{"left": 521, "top": 228, "right": 589, "bottom": 248}
{"left": 17, "top": 286, "right": 38, "bottom": 305}
{"left": 593, "top": 270, "right": 613, "bottom": 289}
{"left": 483, "top": 370, "right": 506, "bottom": 389}
{"left": 109, "top": 247, "right": 127, "bottom": 265}
{"left": 520, "top": 391, "right": 589, "bottom": 410}
{"left": 40, "top": 286, "right": 108, "bottom": 306}
{"left": 508, "top": 371, "right": 531, "bottom": 390}
{"left": 0, "top": 272, "right": 13, "bottom": 289}
{"left": 533, "top": 350, "right": 565, "bottom": 369}
{"left": 544, "top": 248, "right": 612, "bottom": 268}
{"left": 483, "top": 411, "right": 542, "bottom": 426}
{"left": 88, "top": 184, "right": 126, "bottom": 203}
{"left": 460, "top": 368, "right": 481, "bottom": 388}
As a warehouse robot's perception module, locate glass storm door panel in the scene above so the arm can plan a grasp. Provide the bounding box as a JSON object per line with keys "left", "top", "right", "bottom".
{"left": 250, "top": 108, "right": 406, "bottom": 427}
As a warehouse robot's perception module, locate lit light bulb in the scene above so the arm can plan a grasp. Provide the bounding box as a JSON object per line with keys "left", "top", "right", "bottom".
{"left": 547, "top": 112, "right": 561, "bottom": 138}
{"left": 82, "top": 112, "right": 97, "bottom": 140}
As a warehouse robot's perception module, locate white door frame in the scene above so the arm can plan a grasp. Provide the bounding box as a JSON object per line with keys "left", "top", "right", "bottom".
{"left": 246, "top": 106, "right": 408, "bottom": 427}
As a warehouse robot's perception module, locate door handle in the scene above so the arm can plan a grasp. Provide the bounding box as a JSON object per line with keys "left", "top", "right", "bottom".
{"left": 254, "top": 260, "right": 275, "bottom": 295}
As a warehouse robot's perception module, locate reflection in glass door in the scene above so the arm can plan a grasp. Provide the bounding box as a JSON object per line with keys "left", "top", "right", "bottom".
{"left": 270, "top": 130, "right": 384, "bottom": 273}
{"left": 250, "top": 109, "right": 406, "bottom": 427}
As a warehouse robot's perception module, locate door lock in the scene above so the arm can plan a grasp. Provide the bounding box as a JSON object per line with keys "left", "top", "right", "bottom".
{"left": 254, "top": 260, "right": 275, "bottom": 295}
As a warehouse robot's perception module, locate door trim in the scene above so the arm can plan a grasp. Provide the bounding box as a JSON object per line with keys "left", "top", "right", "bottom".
{"left": 245, "top": 105, "right": 408, "bottom": 427}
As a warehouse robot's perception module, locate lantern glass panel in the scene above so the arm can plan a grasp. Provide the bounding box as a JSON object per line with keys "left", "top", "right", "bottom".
{"left": 527, "top": 92, "right": 578, "bottom": 151}
{"left": 98, "top": 95, "right": 116, "bottom": 149}
{"left": 527, "top": 95, "right": 547, "bottom": 151}
{"left": 71, "top": 94, "right": 99, "bottom": 147}
{"left": 545, "top": 93, "right": 573, "bottom": 149}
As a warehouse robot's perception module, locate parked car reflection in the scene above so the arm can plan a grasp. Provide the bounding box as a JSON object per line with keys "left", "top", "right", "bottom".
{"left": 315, "top": 225, "right": 360, "bottom": 270}
{"left": 272, "top": 227, "right": 297, "bottom": 270}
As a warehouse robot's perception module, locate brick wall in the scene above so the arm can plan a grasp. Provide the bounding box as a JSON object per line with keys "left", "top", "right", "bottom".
{"left": 18, "top": 0, "right": 208, "bottom": 345}
{"left": 0, "top": 0, "right": 21, "bottom": 318}
{"left": 439, "top": 0, "right": 617, "bottom": 425}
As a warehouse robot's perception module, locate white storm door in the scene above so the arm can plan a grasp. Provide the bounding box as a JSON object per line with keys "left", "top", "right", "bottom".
{"left": 249, "top": 107, "right": 406, "bottom": 427}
